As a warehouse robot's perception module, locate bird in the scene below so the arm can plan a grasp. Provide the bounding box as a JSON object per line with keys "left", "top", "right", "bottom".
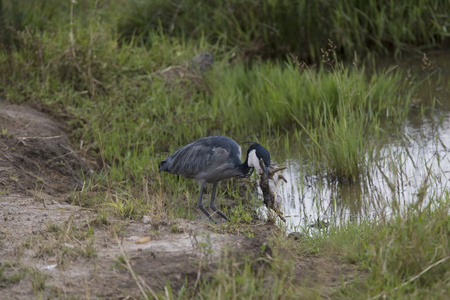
{"left": 159, "top": 136, "right": 271, "bottom": 223}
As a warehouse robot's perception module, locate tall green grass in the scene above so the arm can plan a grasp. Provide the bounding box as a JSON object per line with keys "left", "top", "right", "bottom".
{"left": 117, "top": 0, "right": 450, "bottom": 61}
{"left": 2, "top": 1, "right": 448, "bottom": 62}
{"left": 207, "top": 59, "right": 410, "bottom": 128}
{"left": 205, "top": 57, "right": 412, "bottom": 181}
{"left": 332, "top": 193, "right": 450, "bottom": 298}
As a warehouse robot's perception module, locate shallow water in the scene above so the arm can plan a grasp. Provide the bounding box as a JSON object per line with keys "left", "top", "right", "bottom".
{"left": 260, "top": 52, "right": 450, "bottom": 232}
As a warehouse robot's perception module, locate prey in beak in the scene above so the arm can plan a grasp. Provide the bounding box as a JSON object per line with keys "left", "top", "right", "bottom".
{"left": 258, "top": 158, "right": 287, "bottom": 222}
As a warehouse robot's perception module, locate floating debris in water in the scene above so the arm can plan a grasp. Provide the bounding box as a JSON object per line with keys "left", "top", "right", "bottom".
{"left": 309, "top": 219, "right": 330, "bottom": 229}
{"left": 288, "top": 232, "right": 304, "bottom": 240}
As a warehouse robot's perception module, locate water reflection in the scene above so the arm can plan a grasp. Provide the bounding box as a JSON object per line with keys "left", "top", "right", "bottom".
{"left": 256, "top": 53, "right": 449, "bottom": 231}
{"left": 269, "top": 113, "right": 450, "bottom": 232}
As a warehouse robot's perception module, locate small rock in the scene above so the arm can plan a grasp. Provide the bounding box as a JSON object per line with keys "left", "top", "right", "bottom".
{"left": 136, "top": 237, "right": 151, "bottom": 244}
{"left": 190, "top": 52, "right": 214, "bottom": 72}
{"left": 288, "top": 232, "right": 304, "bottom": 240}
{"left": 63, "top": 243, "right": 74, "bottom": 249}
{"left": 40, "top": 264, "right": 57, "bottom": 270}
{"left": 142, "top": 215, "right": 151, "bottom": 224}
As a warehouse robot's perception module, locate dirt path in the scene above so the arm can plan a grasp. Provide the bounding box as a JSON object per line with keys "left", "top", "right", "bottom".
{"left": 0, "top": 193, "right": 277, "bottom": 299}
{"left": 0, "top": 101, "right": 357, "bottom": 299}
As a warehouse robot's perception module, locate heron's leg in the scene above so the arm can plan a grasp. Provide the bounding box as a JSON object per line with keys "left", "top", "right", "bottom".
{"left": 197, "top": 182, "right": 216, "bottom": 223}
{"left": 209, "top": 183, "right": 229, "bottom": 221}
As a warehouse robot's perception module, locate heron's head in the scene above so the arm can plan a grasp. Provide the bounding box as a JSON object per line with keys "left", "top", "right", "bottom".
{"left": 246, "top": 143, "right": 270, "bottom": 176}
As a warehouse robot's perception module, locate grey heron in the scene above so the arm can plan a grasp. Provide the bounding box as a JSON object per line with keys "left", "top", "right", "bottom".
{"left": 159, "top": 136, "right": 270, "bottom": 223}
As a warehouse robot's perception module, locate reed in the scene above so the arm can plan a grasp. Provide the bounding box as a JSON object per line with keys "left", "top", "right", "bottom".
{"left": 2, "top": 1, "right": 448, "bottom": 63}
{"left": 117, "top": 0, "right": 450, "bottom": 61}
{"left": 205, "top": 57, "right": 412, "bottom": 181}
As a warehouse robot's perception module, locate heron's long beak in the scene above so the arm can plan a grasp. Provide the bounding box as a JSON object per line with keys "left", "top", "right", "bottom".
{"left": 263, "top": 165, "right": 269, "bottom": 177}
{"left": 256, "top": 158, "right": 269, "bottom": 176}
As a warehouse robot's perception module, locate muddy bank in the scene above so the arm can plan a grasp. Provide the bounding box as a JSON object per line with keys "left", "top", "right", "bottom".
{"left": 0, "top": 101, "right": 90, "bottom": 196}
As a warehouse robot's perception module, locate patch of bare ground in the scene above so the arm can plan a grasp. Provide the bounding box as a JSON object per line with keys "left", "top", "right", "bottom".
{"left": 0, "top": 101, "right": 359, "bottom": 299}
{"left": 0, "top": 101, "right": 90, "bottom": 195}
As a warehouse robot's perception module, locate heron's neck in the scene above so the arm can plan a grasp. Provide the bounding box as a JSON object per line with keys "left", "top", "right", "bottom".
{"left": 242, "top": 148, "right": 260, "bottom": 177}
{"left": 243, "top": 149, "right": 261, "bottom": 176}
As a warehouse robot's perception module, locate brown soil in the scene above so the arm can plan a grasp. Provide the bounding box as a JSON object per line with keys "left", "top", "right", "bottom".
{"left": 0, "top": 101, "right": 358, "bottom": 299}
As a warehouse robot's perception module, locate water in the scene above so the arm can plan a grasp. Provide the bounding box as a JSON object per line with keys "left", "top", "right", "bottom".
{"left": 260, "top": 52, "right": 450, "bottom": 232}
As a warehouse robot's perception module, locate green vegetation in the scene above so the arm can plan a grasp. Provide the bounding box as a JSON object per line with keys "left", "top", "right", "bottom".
{"left": 117, "top": 0, "right": 450, "bottom": 61}
{"left": 0, "top": 0, "right": 449, "bottom": 299}
{"left": 2, "top": 0, "right": 449, "bottom": 61}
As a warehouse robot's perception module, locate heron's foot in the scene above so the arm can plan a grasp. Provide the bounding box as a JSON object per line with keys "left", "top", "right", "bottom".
{"left": 198, "top": 203, "right": 217, "bottom": 224}
{"left": 210, "top": 204, "right": 229, "bottom": 221}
